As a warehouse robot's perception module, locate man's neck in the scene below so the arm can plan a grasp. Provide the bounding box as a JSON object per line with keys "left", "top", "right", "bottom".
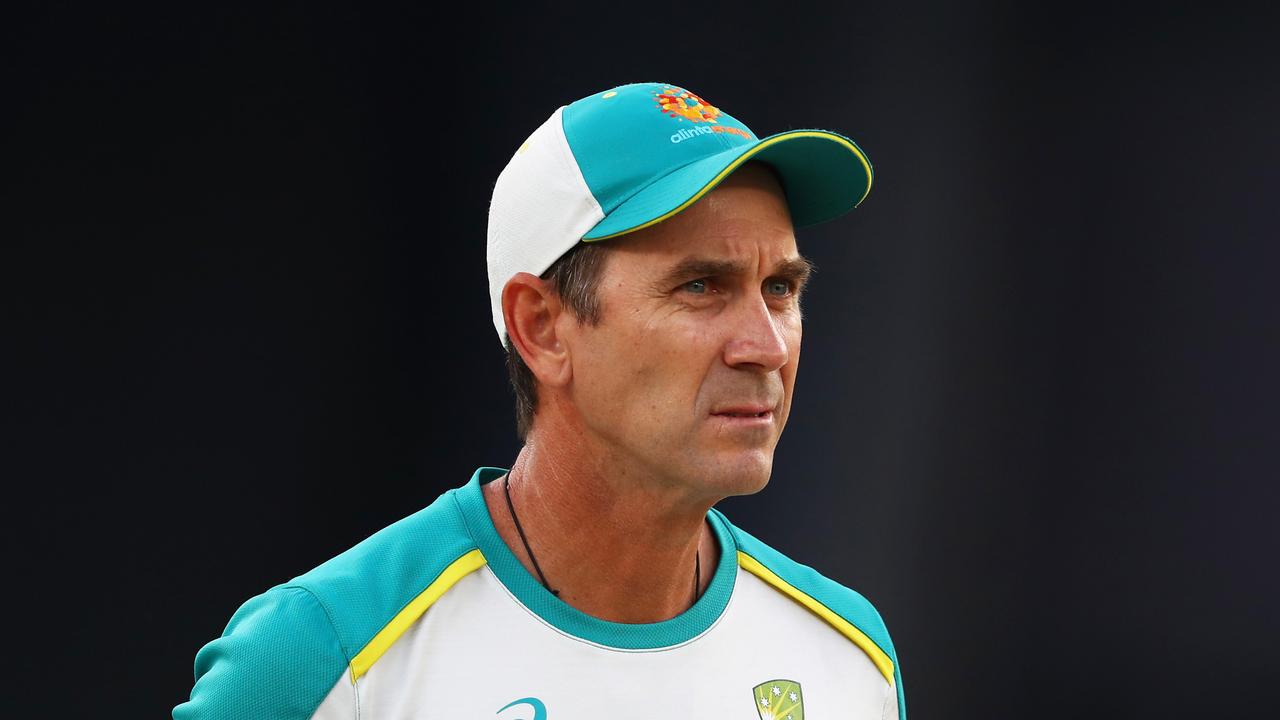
{"left": 480, "top": 440, "right": 719, "bottom": 624}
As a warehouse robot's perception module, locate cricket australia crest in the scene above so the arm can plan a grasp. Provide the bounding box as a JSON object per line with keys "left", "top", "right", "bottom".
{"left": 753, "top": 679, "right": 804, "bottom": 720}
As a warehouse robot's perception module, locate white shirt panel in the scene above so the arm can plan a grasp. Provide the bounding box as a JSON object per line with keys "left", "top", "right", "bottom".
{"left": 349, "top": 563, "right": 893, "bottom": 719}
{"left": 310, "top": 666, "right": 357, "bottom": 720}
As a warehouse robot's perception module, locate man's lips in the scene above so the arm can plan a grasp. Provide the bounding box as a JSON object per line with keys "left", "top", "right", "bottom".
{"left": 710, "top": 404, "right": 775, "bottom": 419}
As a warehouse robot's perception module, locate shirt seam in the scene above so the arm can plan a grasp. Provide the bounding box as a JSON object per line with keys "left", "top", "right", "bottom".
{"left": 275, "top": 585, "right": 357, "bottom": 720}
{"left": 279, "top": 584, "right": 352, "bottom": 665}
{"left": 479, "top": 563, "right": 739, "bottom": 654}
{"left": 457, "top": 482, "right": 738, "bottom": 651}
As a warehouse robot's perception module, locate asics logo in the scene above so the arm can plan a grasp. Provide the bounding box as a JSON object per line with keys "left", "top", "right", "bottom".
{"left": 497, "top": 697, "right": 547, "bottom": 720}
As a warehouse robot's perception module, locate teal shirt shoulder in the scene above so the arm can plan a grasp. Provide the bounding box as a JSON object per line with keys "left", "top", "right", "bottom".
{"left": 173, "top": 486, "right": 477, "bottom": 719}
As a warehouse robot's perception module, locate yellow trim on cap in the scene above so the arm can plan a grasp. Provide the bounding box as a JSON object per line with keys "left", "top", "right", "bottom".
{"left": 350, "top": 549, "right": 487, "bottom": 680}
{"left": 737, "top": 550, "right": 895, "bottom": 686}
{"left": 584, "top": 130, "right": 873, "bottom": 242}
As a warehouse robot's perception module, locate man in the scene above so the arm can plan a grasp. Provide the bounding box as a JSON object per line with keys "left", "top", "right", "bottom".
{"left": 174, "top": 82, "right": 905, "bottom": 720}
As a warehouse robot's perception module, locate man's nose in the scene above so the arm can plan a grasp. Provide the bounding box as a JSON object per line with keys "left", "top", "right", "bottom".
{"left": 722, "top": 293, "right": 791, "bottom": 372}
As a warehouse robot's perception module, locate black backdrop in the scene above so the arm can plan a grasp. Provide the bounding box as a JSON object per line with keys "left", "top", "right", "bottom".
{"left": 9, "top": 2, "right": 1279, "bottom": 717}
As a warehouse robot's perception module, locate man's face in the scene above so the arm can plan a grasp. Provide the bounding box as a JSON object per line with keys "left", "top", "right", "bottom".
{"left": 562, "top": 163, "right": 809, "bottom": 502}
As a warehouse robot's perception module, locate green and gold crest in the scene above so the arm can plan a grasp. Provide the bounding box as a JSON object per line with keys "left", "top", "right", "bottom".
{"left": 752, "top": 679, "right": 804, "bottom": 720}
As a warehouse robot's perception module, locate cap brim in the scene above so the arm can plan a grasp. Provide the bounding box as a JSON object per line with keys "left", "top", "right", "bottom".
{"left": 580, "top": 129, "right": 873, "bottom": 242}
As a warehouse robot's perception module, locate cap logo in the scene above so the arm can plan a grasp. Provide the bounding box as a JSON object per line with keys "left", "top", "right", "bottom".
{"left": 655, "top": 86, "right": 753, "bottom": 144}
{"left": 654, "top": 86, "right": 722, "bottom": 123}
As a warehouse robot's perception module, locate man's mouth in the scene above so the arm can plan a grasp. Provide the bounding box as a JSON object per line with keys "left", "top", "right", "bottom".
{"left": 710, "top": 405, "right": 774, "bottom": 419}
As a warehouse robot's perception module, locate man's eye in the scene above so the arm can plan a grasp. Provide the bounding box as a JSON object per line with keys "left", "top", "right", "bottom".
{"left": 683, "top": 279, "right": 708, "bottom": 294}
{"left": 766, "top": 279, "right": 793, "bottom": 296}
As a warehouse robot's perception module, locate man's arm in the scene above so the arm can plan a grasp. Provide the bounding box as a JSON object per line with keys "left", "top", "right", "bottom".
{"left": 173, "top": 585, "right": 353, "bottom": 720}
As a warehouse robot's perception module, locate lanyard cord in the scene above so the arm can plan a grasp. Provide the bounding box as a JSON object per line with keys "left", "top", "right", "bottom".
{"left": 502, "top": 474, "right": 702, "bottom": 604}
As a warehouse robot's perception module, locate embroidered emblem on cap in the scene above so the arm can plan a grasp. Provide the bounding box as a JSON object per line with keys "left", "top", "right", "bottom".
{"left": 654, "top": 86, "right": 722, "bottom": 123}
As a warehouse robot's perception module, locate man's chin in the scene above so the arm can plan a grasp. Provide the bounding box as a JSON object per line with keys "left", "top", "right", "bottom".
{"left": 700, "top": 450, "right": 774, "bottom": 498}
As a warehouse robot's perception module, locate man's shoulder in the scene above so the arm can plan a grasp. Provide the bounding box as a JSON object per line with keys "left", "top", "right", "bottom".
{"left": 285, "top": 484, "right": 479, "bottom": 658}
{"left": 713, "top": 508, "right": 901, "bottom": 677}
{"left": 174, "top": 485, "right": 479, "bottom": 719}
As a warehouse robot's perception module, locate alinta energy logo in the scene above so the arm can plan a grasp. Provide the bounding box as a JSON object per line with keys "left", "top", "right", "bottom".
{"left": 654, "top": 86, "right": 753, "bottom": 144}
{"left": 655, "top": 86, "right": 721, "bottom": 122}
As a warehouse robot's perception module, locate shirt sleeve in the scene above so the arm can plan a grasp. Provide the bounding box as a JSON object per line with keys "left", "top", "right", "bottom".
{"left": 173, "top": 585, "right": 352, "bottom": 720}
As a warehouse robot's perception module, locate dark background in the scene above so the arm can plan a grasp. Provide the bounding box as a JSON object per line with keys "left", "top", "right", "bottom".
{"left": 9, "top": 1, "right": 1279, "bottom": 717}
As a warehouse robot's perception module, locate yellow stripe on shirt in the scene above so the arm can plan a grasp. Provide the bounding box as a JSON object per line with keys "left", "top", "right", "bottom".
{"left": 737, "top": 550, "right": 895, "bottom": 686}
{"left": 350, "top": 549, "right": 488, "bottom": 680}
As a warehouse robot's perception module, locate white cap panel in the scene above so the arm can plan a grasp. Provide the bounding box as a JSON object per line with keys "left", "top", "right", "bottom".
{"left": 486, "top": 106, "right": 605, "bottom": 344}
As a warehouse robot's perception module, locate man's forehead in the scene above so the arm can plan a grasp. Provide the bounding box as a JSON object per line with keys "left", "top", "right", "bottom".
{"left": 613, "top": 213, "right": 797, "bottom": 260}
{"left": 604, "top": 222, "right": 806, "bottom": 278}
{"left": 633, "top": 222, "right": 802, "bottom": 265}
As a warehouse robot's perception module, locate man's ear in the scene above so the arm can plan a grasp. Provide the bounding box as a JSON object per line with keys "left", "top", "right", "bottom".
{"left": 502, "top": 272, "right": 573, "bottom": 388}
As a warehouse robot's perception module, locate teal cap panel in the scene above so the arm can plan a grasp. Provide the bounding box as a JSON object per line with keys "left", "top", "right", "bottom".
{"left": 563, "top": 82, "right": 758, "bottom": 216}
{"left": 173, "top": 586, "right": 348, "bottom": 720}
{"left": 581, "top": 129, "right": 873, "bottom": 241}
{"left": 561, "top": 81, "right": 872, "bottom": 243}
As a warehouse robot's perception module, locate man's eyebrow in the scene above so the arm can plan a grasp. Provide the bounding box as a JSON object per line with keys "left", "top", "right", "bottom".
{"left": 775, "top": 256, "right": 815, "bottom": 288}
{"left": 655, "top": 255, "right": 816, "bottom": 288}
{"left": 657, "top": 258, "right": 748, "bottom": 287}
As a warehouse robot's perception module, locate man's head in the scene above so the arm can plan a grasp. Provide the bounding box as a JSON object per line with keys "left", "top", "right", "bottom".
{"left": 501, "top": 162, "right": 807, "bottom": 500}
{"left": 487, "top": 81, "right": 871, "bottom": 498}
{"left": 502, "top": 161, "right": 790, "bottom": 441}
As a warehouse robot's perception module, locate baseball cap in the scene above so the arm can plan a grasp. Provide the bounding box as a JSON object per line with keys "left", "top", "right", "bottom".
{"left": 486, "top": 81, "right": 873, "bottom": 345}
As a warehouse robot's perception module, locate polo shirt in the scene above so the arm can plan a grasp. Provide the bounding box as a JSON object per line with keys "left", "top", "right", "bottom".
{"left": 173, "top": 467, "right": 906, "bottom": 719}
